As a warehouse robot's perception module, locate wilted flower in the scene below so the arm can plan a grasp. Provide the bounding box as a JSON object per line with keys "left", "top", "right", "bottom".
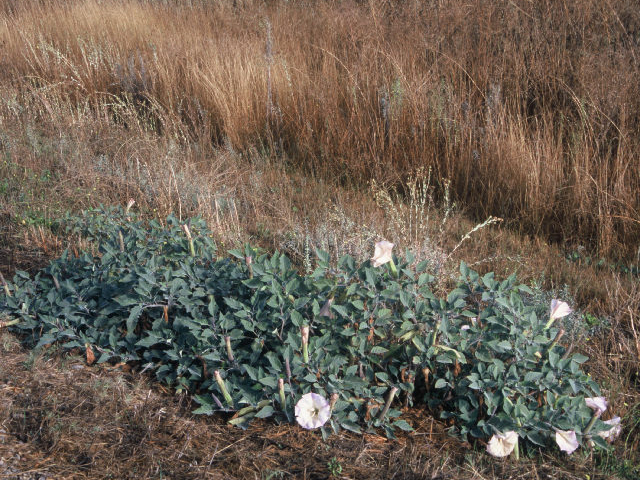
{"left": 461, "top": 325, "right": 471, "bottom": 331}
{"left": 295, "top": 393, "right": 331, "bottom": 429}
{"left": 585, "top": 397, "right": 608, "bottom": 417}
{"left": 555, "top": 429, "right": 579, "bottom": 454}
{"left": 599, "top": 416, "right": 622, "bottom": 442}
{"left": 486, "top": 431, "right": 518, "bottom": 458}
{"left": 371, "top": 241, "right": 394, "bottom": 267}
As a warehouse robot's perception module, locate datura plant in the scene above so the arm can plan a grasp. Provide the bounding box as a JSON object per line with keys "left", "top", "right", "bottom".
{"left": 0, "top": 207, "right": 621, "bottom": 457}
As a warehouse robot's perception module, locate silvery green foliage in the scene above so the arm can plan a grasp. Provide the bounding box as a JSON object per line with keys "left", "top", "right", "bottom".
{"left": 0, "top": 207, "right": 611, "bottom": 451}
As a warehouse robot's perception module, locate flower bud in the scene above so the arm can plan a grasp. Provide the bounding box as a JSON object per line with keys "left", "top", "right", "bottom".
{"left": 214, "top": 370, "right": 234, "bottom": 406}
{"left": 329, "top": 392, "right": 339, "bottom": 411}
{"left": 300, "top": 325, "right": 310, "bottom": 363}
{"left": 225, "top": 335, "right": 234, "bottom": 362}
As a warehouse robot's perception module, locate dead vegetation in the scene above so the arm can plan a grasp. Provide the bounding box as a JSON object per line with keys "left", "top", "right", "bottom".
{"left": 0, "top": 0, "right": 638, "bottom": 259}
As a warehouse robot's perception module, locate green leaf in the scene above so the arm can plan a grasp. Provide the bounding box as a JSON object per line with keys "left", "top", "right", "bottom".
{"left": 126, "top": 305, "right": 143, "bottom": 333}
{"left": 370, "top": 346, "right": 388, "bottom": 355}
{"left": 315, "top": 249, "right": 329, "bottom": 264}
{"left": 571, "top": 353, "right": 589, "bottom": 364}
{"left": 392, "top": 419, "right": 414, "bottom": 432}
{"left": 340, "top": 421, "right": 362, "bottom": 434}
{"left": 259, "top": 377, "right": 278, "bottom": 388}
{"left": 434, "top": 378, "right": 449, "bottom": 389}
{"left": 290, "top": 310, "right": 304, "bottom": 327}
{"left": 255, "top": 405, "right": 275, "bottom": 419}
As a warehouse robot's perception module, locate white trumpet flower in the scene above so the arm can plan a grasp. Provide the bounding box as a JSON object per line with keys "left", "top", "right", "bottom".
{"left": 295, "top": 393, "right": 331, "bottom": 430}
{"left": 585, "top": 397, "right": 608, "bottom": 417}
{"left": 599, "top": 416, "right": 622, "bottom": 442}
{"left": 555, "top": 429, "right": 579, "bottom": 454}
{"left": 546, "top": 299, "right": 572, "bottom": 329}
{"left": 371, "top": 241, "right": 394, "bottom": 267}
{"left": 486, "top": 431, "right": 518, "bottom": 458}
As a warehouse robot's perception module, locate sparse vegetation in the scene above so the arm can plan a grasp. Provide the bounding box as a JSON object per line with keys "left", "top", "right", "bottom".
{"left": 1, "top": 0, "right": 639, "bottom": 479}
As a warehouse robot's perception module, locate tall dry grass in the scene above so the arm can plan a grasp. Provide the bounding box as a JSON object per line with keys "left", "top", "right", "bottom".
{"left": 1, "top": 0, "right": 639, "bottom": 259}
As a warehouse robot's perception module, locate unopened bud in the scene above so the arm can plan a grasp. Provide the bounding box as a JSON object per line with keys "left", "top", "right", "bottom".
{"left": 318, "top": 298, "right": 334, "bottom": 319}
{"left": 0, "top": 272, "right": 11, "bottom": 297}
{"left": 125, "top": 198, "right": 135, "bottom": 214}
{"left": 245, "top": 256, "right": 253, "bottom": 278}
{"left": 182, "top": 224, "right": 195, "bottom": 256}
{"left": 329, "top": 392, "right": 339, "bottom": 411}
{"left": 285, "top": 357, "right": 292, "bottom": 382}
{"left": 300, "top": 325, "right": 309, "bottom": 363}
{"left": 214, "top": 370, "right": 234, "bottom": 406}
{"left": 182, "top": 224, "right": 192, "bottom": 240}
{"left": 278, "top": 378, "right": 286, "bottom": 409}
{"left": 225, "top": 335, "right": 234, "bottom": 362}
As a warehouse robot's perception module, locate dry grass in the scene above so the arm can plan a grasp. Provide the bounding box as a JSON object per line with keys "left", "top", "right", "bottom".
{"left": 0, "top": 0, "right": 638, "bottom": 259}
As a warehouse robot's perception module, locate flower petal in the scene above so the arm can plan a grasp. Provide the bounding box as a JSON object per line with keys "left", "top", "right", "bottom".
{"left": 555, "top": 429, "right": 579, "bottom": 454}
{"left": 486, "top": 431, "right": 518, "bottom": 458}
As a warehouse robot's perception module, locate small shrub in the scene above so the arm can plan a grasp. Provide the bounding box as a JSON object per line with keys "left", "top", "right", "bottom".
{"left": 0, "top": 207, "right": 616, "bottom": 455}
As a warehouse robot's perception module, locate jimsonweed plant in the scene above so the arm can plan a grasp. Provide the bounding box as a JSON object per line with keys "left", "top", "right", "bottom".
{"left": 0, "top": 207, "right": 620, "bottom": 456}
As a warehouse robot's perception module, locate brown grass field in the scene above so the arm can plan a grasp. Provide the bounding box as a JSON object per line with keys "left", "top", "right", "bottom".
{"left": 0, "top": 0, "right": 639, "bottom": 478}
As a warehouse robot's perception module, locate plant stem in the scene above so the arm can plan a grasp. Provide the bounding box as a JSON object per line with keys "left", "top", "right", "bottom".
{"left": 583, "top": 413, "right": 600, "bottom": 435}
{"left": 378, "top": 387, "right": 398, "bottom": 421}
{"left": 388, "top": 259, "right": 398, "bottom": 278}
